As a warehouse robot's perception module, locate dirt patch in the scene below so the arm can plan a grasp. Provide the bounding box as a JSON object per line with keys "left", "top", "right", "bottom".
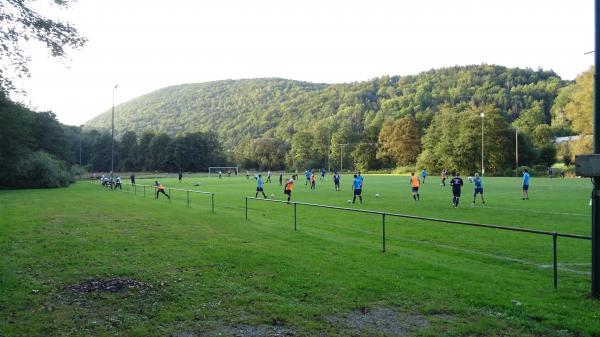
{"left": 328, "top": 306, "right": 429, "bottom": 336}
{"left": 68, "top": 278, "right": 150, "bottom": 294}
{"left": 50, "top": 216, "right": 65, "bottom": 224}
{"left": 198, "top": 324, "right": 296, "bottom": 337}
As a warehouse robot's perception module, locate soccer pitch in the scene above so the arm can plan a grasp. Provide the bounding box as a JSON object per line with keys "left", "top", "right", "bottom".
{"left": 1, "top": 174, "right": 599, "bottom": 336}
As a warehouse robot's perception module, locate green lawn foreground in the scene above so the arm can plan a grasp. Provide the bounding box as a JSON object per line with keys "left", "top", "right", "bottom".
{"left": 1, "top": 175, "right": 599, "bottom": 337}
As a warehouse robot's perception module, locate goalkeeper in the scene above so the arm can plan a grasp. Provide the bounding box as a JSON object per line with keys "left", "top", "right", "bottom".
{"left": 154, "top": 181, "right": 171, "bottom": 200}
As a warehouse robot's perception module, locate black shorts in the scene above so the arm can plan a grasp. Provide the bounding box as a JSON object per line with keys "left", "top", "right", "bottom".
{"left": 523, "top": 184, "right": 529, "bottom": 191}
{"left": 334, "top": 180, "right": 340, "bottom": 185}
{"left": 474, "top": 187, "right": 483, "bottom": 195}
{"left": 284, "top": 190, "right": 291, "bottom": 195}
{"left": 452, "top": 189, "right": 461, "bottom": 197}
{"left": 412, "top": 187, "right": 419, "bottom": 193}
{"left": 354, "top": 188, "right": 362, "bottom": 196}
{"left": 256, "top": 187, "right": 264, "bottom": 192}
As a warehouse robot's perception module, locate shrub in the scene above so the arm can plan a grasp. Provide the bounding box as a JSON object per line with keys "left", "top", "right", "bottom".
{"left": 14, "top": 151, "right": 74, "bottom": 188}
{"left": 537, "top": 145, "right": 557, "bottom": 167}
{"left": 391, "top": 166, "right": 416, "bottom": 175}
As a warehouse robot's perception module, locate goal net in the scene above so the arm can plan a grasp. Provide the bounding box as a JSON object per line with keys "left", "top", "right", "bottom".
{"left": 208, "top": 166, "right": 239, "bottom": 177}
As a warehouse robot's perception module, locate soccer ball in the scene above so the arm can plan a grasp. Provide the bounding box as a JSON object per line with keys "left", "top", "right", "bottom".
{"left": 347, "top": 200, "right": 352, "bottom": 203}
{"left": 270, "top": 194, "right": 275, "bottom": 197}
{"left": 375, "top": 193, "right": 380, "bottom": 198}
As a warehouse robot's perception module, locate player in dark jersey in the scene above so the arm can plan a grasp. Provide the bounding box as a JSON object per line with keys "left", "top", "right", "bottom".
{"left": 333, "top": 171, "right": 341, "bottom": 191}
{"left": 450, "top": 171, "right": 464, "bottom": 208}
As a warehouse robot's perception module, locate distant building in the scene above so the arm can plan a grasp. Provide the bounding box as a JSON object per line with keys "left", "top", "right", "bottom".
{"left": 554, "top": 135, "right": 581, "bottom": 144}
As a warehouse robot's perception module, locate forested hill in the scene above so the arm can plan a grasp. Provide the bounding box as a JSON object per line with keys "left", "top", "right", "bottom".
{"left": 85, "top": 65, "right": 568, "bottom": 150}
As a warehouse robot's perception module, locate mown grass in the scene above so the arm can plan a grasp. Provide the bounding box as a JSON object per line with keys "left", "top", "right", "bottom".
{"left": 0, "top": 174, "right": 598, "bottom": 336}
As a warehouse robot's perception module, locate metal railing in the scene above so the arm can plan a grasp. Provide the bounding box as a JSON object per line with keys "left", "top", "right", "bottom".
{"left": 245, "top": 197, "right": 591, "bottom": 289}
{"left": 90, "top": 180, "right": 215, "bottom": 213}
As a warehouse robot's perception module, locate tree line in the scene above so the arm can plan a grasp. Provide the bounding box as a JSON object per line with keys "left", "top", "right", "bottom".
{"left": 86, "top": 65, "right": 594, "bottom": 175}
{"left": 84, "top": 129, "right": 225, "bottom": 173}
{"left": 0, "top": 92, "right": 226, "bottom": 188}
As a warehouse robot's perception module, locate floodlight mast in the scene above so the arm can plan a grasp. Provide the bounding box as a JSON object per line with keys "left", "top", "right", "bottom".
{"left": 592, "top": 0, "right": 600, "bottom": 298}
{"left": 111, "top": 84, "right": 118, "bottom": 178}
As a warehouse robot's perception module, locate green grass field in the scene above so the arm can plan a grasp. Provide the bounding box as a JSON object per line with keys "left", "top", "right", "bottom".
{"left": 1, "top": 174, "right": 599, "bottom": 337}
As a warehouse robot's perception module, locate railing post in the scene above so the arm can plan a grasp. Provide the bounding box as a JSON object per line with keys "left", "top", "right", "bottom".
{"left": 212, "top": 193, "right": 215, "bottom": 213}
{"left": 187, "top": 190, "right": 190, "bottom": 208}
{"left": 134, "top": 184, "right": 136, "bottom": 195}
{"left": 143, "top": 185, "right": 146, "bottom": 198}
{"left": 382, "top": 213, "right": 386, "bottom": 253}
{"left": 245, "top": 197, "right": 248, "bottom": 220}
{"left": 294, "top": 203, "right": 297, "bottom": 231}
{"left": 169, "top": 188, "right": 172, "bottom": 202}
{"left": 553, "top": 232, "right": 558, "bottom": 289}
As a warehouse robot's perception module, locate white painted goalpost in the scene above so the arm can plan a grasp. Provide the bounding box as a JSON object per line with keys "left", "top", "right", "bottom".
{"left": 208, "top": 166, "right": 239, "bottom": 177}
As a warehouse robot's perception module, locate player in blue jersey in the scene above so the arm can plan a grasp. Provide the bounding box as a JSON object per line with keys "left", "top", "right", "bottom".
{"left": 471, "top": 173, "right": 485, "bottom": 205}
{"left": 255, "top": 174, "right": 267, "bottom": 198}
{"left": 305, "top": 169, "right": 311, "bottom": 186}
{"left": 450, "top": 171, "right": 463, "bottom": 208}
{"left": 421, "top": 169, "right": 427, "bottom": 184}
{"left": 522, "top": 169, "right": 530, "bottom": 200}
{"left": 321, "top": 168, "right": 326, "bottom": 181}
{"left": 352, "top": 174, "right": 363, "bottom": 204}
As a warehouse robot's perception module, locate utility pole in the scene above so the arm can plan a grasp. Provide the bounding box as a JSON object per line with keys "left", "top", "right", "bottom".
{"left": 340, "top": 143, "right": 348, "bottom": 173}
{"left": 480, "top": 112, "right": 485, "bottom": 175}
{"left": 79, "top": 125, "right": 82, "bottom": 179}
{"left": 592, "top": 0, "right": 600, "bottom": 298}
{"left": 515, "top": 128, "right": 519, "bottom": 175}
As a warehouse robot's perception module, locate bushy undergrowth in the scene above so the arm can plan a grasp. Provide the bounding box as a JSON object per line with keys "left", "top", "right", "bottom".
{"left": 3, "top": 151, "right": 74, "bottom": 189}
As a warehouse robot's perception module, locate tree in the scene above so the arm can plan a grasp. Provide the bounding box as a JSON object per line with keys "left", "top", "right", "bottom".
{"left": 245, "top": 138, "right": 290, "bottom": 170}
{"left": 352, "top": 143, "right": 378, "bottom": 171}
{"left": 417, "top": 105, "right": 513, "bottom": 174}
{"left": 564, "top": 66, "right": 593, "bottom": 135}
{"left": 537, "top": 145, "right": 557, "bottom": 167}
{"left": 137, "top": 132, "right": 155, "bottom": 170}
{"left": 89, "top": 133, "right": 111, "bottom": 172}
{"left": 563, "top": 67, "right": 594, "bottom": 158}
{"left": 512, "top": 101, "right": 546, "bottom": 134}
{"left": 531, "top": 124, "right": 553, "bottom": 148}
{"left": 118, "top": 131, "right": 138, "bottom": 171}
{"left": 0, "top": 0, "right": 87, "bottom": 93}
{"left": 377, "top": 117, "right": 421, "bottom": 166}
{"left": 291, "top": 132, "right": 314, "bottom": 170}
{"left": 550, "top": 84, "right": 575, "bottom": 130}
{"left": 148, "top": 133, "right": 173, "bottom": 171}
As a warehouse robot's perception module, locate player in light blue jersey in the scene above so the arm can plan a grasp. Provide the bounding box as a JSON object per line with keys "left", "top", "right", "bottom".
{"left": 352, "top": 174, "right": 363, "bottom": 204}
{"left": 255, "top": 174, "right": 267, "bottom": 198}
{"left": 522, "top": 169, "right": 530, "bottom": 200}
{"left": 472, "top": 173, "right": 485, "bottom": 205}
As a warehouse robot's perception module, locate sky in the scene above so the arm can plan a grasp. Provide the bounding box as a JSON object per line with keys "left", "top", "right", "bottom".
{"left": 10, "top": 0, "right": 596, "bottom": 126}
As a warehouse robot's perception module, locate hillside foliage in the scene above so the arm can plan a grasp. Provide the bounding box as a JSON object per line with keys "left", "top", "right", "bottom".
{"left": 86, "top": 64, "right": 586, "bottom": 174}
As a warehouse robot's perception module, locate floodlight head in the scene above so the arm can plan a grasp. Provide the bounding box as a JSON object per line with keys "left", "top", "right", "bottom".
{"left": 480, "top": 113, "right": 485, "bottom": 117}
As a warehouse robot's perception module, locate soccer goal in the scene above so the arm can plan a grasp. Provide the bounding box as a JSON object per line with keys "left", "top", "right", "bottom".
{"left": 208, "top": 166, "right": 239, "bottom": 177}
